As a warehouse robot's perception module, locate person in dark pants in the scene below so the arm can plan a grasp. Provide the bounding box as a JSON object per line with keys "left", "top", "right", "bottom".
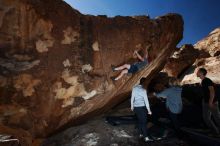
{"left": 131, "top": 77, "right": 153, "bottom": 142}
{"left": 197, "top": 68, "right": 220, "bottom": 135}
{"left": 215, "top": 84, "right": 220, "bottom": 110}
{"left": 154, "top": 78, "right": 183, "bottom": 132}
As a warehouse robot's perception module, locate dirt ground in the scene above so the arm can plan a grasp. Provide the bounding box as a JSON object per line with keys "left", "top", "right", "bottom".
{"left": 42, "top": 118, "right": 191, "bottom": 146}
{"left": 42, "top": 100, "right": 198, "bottom": 146}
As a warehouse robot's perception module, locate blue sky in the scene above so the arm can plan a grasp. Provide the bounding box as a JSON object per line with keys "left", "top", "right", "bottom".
{"left": 64, "top": 0, "right": 220, "bottom": 46}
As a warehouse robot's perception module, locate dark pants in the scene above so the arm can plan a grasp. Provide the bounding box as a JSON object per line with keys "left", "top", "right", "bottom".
{"left": 151, "top": 102, "right": 168, "bottom": 126}
{"left": 202, "top": 102, "right": 220, "bottom": 134}
{"left": 169, "top": 112, "right": 180, "bottom": 131}
{"left": 134, "top": 106, "right": 148, "bottom": 137}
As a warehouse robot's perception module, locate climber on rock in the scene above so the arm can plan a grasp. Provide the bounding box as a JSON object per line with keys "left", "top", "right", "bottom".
{"left": 111, "top": 49, "right": 149, "bottom": 81}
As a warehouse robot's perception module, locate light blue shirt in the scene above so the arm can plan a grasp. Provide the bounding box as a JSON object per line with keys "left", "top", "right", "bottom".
{"left": 156, "top": 87, "right": 183, "bottom": 114}
{"left": 131, "top": 85, "right": 151, "bottom": 112}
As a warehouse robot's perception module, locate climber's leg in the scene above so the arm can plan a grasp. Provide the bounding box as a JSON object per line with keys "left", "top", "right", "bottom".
{"left": 111, "top": 64, "right": 138, "bottom": 81}
{"left": 114, "top": 69, "right": 128, "bottom": 80}
{"left": 127, "top": 64, "right": 139, "bottom": 74}
{"left": 112, "top": 64, "right": 130, "bottom": 71}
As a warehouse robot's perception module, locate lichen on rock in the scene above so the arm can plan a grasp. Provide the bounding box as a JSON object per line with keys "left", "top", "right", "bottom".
{"left": 13, "top": 74, "right": 41, "bottom": 97}
{"left": 92, "top": 41, "right": 100, "bottom": 51}
{"left": 82, "top": 64, "right": 93, "bottom": 73}
{"left": 54, "top": 69, "right": 97, "bottom": 107}
{"left": 36, "top": 39, "right": 54, "bottom": 53}
{"left": 61, "top": 27, "right": 79, "bottom": 44}
{"left": 63, "top": 59, "right": 72, "bottom": 67}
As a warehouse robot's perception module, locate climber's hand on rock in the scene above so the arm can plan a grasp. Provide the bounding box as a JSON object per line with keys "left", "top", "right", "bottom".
{"left": 134, "top": 50, "right": 139, "bottom": 54}
{"left": 148, "top": 111, "right": 152, "bottom": 115}
{"left": 133, "top": 51, "right": 138, "bottom": 57}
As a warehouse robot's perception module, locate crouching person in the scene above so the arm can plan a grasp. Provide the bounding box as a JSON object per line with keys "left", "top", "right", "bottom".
{"left": 154, "top": 78, "right": 183, "bottom": 132}
{"left": 131, "top": 77, "right": 153, "bottom": 142}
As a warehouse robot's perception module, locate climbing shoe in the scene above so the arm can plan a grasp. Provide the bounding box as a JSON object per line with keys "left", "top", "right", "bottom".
{"left": 111, "top": 65, "right": 116, "bottom": 72}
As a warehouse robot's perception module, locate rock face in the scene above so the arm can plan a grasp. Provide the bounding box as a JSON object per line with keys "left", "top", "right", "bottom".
{"left": 194, "top": 27, "right": 220, "bottom": 57}
{"left": 181, "top": 28, "right": 220, "bottom": 84}
{"left": 163, "top": 27, "right": 220, "bottom": 85}
{"left": 182, "top": 56, "right": 220, "bottom": 84}
{"left": 163, "top": 44, "right": 209, "bottom": 78}
{"left": 0, "top": 0, "right": 183, "bottom": 144}
{"left": 148, "top": 72, "right": 171, "bottom": 92}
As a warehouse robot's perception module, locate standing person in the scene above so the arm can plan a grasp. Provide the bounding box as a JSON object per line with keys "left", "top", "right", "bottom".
{"left": 111, "top": 49, "right": 149, "bottom": 81}
{"left": 197, "top": 68, "right": 220, "bottom": 134}
{"left": 215, "top": 84, "right": 220, "bottom": 110}
{"left": 131, "top": 77, "right": 153, "bottom": 142}
{"left": 154, "top": 78, "right": 183, "bottom": 131}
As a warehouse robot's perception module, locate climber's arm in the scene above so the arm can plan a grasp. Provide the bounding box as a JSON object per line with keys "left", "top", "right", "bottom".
{"left": 134, "top": 51, "right": 144, "bottom": 61}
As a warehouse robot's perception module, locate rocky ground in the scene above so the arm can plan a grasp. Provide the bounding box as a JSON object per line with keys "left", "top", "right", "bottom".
{"left": 42, "top": 101, "right": 197, "bottom": 146}
{"left": 42, "top": 118, "right": 189, "bottom": 146}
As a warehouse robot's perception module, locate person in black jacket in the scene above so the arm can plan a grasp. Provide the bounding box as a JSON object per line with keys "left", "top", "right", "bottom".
{"left": 197, "top": 68, "right": 220, "bottom": 134}
{"left": 215, "top": 84, "right": 220, "bottom": 110}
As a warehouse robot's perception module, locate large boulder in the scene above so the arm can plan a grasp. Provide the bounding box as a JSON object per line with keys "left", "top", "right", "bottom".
{"left": 182, "top": 56, "right": 220, "bottom": 84}
{"left": 194, "top": 27, "right": 220, "bottom": 57}
{"left": 163, "top": 44, "right": 209, "bottom": 78}
{"left": 0, "top": 0, "right": 183, "bottom": 144}
{"left": 181, "top": 28, "right": 220, "bottom": 84}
